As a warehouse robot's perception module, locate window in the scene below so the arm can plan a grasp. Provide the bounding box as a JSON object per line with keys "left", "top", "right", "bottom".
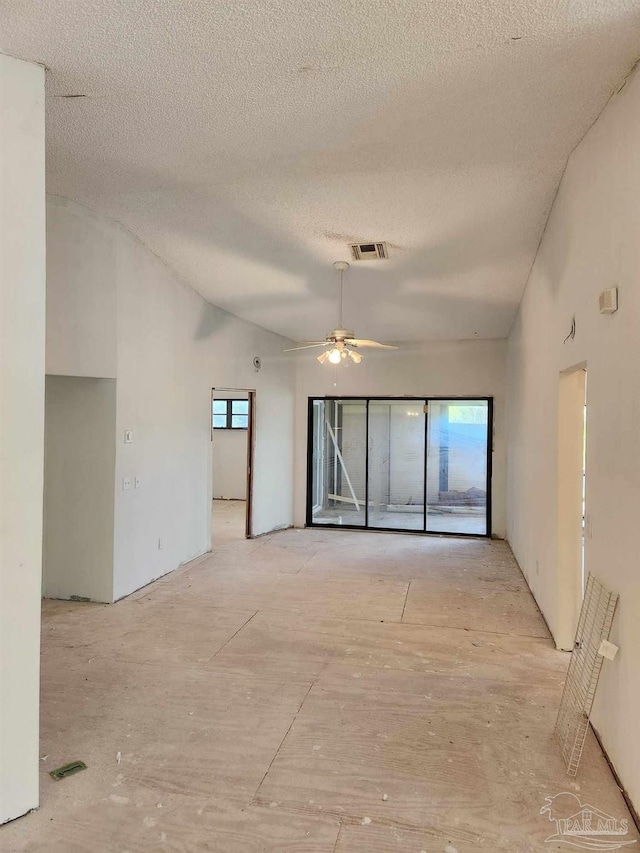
{"left": 448, "top": 404, "right": 488, "bottom": 424}
{"left": 212, "top": 398, "right": 249, "bottom": 429}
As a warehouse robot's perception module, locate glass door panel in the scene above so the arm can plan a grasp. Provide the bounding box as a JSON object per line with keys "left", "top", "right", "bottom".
{"left": 310, "top": 399, "right": 367, "bottom": 526}
{"left": 425, "top": 400, "right": 489, "bottom": 535}
{"left": 308, "top": 397, "right": 491, "bottom": 536}
{"left": 367, "top": 400, "right": 425, "bottom": 531}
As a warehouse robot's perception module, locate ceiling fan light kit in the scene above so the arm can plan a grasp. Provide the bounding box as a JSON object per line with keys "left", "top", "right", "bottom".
{"left": 317, "top": 342, "right": 363, "bottom": 365}
{"left": 284, "top": 262, "right": 398, "bottom": 366}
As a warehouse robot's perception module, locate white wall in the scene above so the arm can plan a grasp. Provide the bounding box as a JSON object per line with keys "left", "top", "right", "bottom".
{"left": 0, "top": 54, "right": 45, "bottom": 824}
{"left": 46, "top": 205, "right": 116, "bottom": 378}
{"left": 294, "top": 340, "right": 507, "bottom": 536}
{"left": 212, "top": 391, "right": 248, "bottom": 500}
{"left": 506, "top": 64, "right": 640, "bottom": 810}
{"left": 43, "top": 376, "right": 116, "bottom": 603}
{"left": 46, "top": 197, "right": 295, "bottom": 602}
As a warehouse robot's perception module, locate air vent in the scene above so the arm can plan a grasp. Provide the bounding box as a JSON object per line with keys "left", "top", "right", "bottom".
{"left": 350, "top": 242, "right": 389, "bottom": 261}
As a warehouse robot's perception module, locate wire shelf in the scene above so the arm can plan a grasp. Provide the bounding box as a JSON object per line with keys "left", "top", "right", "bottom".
{"left": 554, "top": 573, "right": 618, "bottom": 776}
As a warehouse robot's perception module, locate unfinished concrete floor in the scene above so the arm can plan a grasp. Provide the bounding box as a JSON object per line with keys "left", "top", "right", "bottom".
{"left": 312, "top": 507, "right": 486, "bottom": 535}
{"left": 3, "top": 501, "right": 637, "bottom": 852}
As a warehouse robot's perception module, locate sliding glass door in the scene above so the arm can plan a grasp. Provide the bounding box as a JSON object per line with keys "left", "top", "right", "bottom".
{"left": 310, "top": 399, "right": 367, "bottom": 526}
{"left": 425, "top": 400, "right": 489, "bottom": 535}
{"left": 307, "top": 397, "right": 491, "bottom": 537}
{"left": 368, "top": 400, "right": 425, "bottom": 531}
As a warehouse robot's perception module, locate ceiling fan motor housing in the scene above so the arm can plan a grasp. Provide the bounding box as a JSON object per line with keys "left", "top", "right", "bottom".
{"left": 327, "top": 329, "right": 355, "bottom": 341}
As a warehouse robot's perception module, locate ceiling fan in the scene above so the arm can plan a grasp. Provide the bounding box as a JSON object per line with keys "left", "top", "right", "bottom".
{"left": 284, "top": 261, "right": 398, "bottom": 365}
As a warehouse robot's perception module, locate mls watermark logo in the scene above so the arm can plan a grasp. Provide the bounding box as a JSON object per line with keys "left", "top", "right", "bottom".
{"left": 540, "top": 792, "right": 636, "bottom": 849}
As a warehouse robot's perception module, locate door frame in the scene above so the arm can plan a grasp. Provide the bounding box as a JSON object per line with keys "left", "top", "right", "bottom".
{"left": 211, "top": 387, "right": 256, "bottom": 539}
{"left": 305, "top": 395, "right": 493, "bottom": 538}
{"left": 310, "top": 399, "right": 325, "bottom": 516}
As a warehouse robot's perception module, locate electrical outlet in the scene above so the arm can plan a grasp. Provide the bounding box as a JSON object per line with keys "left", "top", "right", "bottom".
{"left": 122, "top": 477, "right": 131, "bottom": 491}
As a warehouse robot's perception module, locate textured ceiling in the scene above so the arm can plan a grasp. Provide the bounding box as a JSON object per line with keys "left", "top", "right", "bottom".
{"left": 3, "top": 1, "right": 640, "bottom": 341}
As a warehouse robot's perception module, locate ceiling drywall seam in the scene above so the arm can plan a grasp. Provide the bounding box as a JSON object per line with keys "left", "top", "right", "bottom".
{"left": 507, "top": 55, "right": 640, "bottom": 338}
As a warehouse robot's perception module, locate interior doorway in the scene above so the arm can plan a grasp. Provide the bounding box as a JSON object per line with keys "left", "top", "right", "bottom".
{"left": 307, "top": 397, "right": 492, "bottom": 537}
{"left": 211, "top": 388, "right": 255, "bottom": 541}
{"left": 556, "top": 366, "right": 588, "bottom": 650}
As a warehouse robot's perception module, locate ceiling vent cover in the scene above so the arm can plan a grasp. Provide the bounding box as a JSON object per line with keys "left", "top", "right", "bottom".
{"left": 350, "top": 242, "right": 389, "bottom": 261}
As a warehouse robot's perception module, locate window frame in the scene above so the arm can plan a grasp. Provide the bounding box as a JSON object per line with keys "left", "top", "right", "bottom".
{"left": 212, "top": 398, "right": 249, "bottom": 430}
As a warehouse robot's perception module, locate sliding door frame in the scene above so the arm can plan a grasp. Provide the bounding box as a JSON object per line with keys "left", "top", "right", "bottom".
{"left": 306, "top": 395, "right": 493, "bottom": 538}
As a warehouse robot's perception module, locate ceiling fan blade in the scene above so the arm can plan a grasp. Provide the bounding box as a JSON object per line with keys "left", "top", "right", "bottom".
{"left": 283, "top": 343, "right": 329, "bottom": 352}
{"left": 347, "top": 339, "right": 399, "bottom": 350}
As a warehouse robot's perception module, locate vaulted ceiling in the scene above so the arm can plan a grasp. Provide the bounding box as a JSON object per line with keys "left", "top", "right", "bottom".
{"left": 3, "top": 1, "right": 640, "bottom": 341}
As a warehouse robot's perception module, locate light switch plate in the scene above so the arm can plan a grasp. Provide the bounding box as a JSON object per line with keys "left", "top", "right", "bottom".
{"left": 124, "top": 430, "right": 133, "bottom": 444}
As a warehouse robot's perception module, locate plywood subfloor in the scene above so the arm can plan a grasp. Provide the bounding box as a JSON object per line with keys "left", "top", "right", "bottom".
{"left": 2, "top": 502, "right": 637, "bottom": 851}
{"left": 211, "top": 498, "right": 247, "bottom": 546}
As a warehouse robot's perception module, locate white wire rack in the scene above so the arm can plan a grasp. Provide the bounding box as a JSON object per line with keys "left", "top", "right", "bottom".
{"left": 554, "top": 573, "right": 619, "bottom": 776}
